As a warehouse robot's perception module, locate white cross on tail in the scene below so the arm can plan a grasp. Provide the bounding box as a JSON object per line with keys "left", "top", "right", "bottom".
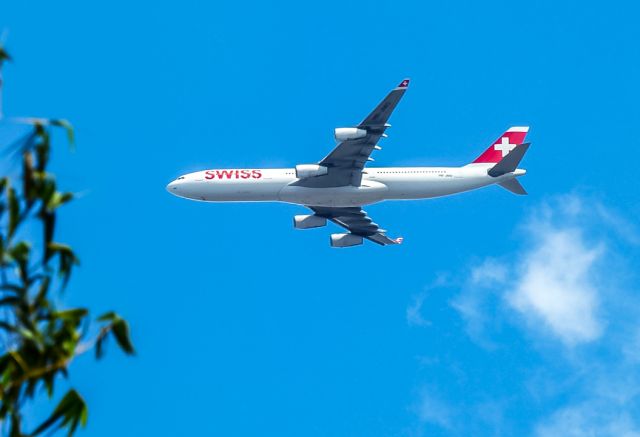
{"left": 494, "top": 137, "right": 516, "bottom": 157}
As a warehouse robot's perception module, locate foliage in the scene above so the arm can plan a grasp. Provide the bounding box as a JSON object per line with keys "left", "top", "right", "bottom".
{"left": 0, "top": 48, "right": 134, "bottom": 436}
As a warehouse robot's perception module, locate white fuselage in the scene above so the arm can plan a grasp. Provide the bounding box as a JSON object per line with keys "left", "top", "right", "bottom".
{"left": 167, "top": 165, "right": 525, "bottom": 207}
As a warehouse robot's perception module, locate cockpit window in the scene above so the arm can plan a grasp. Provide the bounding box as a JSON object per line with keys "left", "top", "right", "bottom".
{"left": 177, "top": 176, "right": 185, "bottom": 180}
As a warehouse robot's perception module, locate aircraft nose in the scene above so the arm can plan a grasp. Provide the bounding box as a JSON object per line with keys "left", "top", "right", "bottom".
{"left": 166, "top": 179, "right": 181, "bottom": 195}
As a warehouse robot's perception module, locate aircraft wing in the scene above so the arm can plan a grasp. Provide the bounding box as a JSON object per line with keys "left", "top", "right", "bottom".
{"left": 308, "top": 206, "right": 403, "bottom": 246}
{"left": 295, "top": 79, "right": 410, "bottom": 188}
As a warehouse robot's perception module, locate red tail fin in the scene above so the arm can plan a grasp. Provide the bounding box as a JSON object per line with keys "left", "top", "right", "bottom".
{"left": 472, "top": 126, "right": 529, "bottom": 163}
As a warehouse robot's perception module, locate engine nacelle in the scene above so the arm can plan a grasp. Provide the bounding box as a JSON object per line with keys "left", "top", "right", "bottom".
{"left": 293, "top": 214, "right": 327, "bottom": 230}
{"left": 295, "top": 164, "right": 328, "bottom": 179}
{"left": 330, "top": 233, "right": 363, "bottom": 248}
{"left": 334, "top": 127, "right": 367, "bottom": 142}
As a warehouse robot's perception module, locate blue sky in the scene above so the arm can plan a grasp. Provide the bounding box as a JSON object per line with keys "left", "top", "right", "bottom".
{"left": 2, "top": 0, "right": 640, "bottom": 435}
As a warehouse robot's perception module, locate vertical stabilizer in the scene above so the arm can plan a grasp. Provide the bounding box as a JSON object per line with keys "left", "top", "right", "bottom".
{"left": 472, "top": 126, "right": 529, "bottom": 163}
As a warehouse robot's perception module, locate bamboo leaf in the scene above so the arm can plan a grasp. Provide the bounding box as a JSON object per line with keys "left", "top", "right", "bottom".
{"left": 111, "top": 319, "right": 135, "bottom": 355}
{"left": 22, "top": 150, "right": 35, "bottom": 205}
{"left": 7, "top": 186, "right": 20, "bottom": 239}
{"left": 97, "top": 311, "right": 116, "bottom": 322}
{"left": 95, "top": 312, "right": 135, "bottom": 357}
{"left": 46, "top": 191, "right": 74, "bottom": 211}
{"left": 50, "top": 119, "right": 75, "bottom": 147}
{"left": 0, "top": 47, "right": 11, "bottom": 63}
{"left": 46, "top": 242, "right": 79, "bottom": 287}
{"left": 53, "top": 308, "right": 88, "bottom": 321}
{"left": 31, "top": 389, "right": 88, "bottom": 436}
{"left": 8, "top": 351, "right": 28, "bottom": 373}
{"left": 0, "top": 296, "right": 21, "bottom": 307}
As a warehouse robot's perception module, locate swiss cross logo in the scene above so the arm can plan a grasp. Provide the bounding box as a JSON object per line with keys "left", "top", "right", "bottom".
{"left": 494, "top": 137, "right": 516, "bottom": 157}
{"left": 398, "top": 79, "right": 409, "bottom": 88}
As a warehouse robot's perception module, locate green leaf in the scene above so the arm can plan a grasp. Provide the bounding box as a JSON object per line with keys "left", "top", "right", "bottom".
{"left": 31, "top": 389, "right": 88, "bottom": 436}
{"left": 0, "top": 46, "right": 11, "bottom": 63}
{"left": 8, "top": 242, "right": 31, "bottom": 285}
{"left": 22, "top": 151, "right": 35, "bottom": 206}
{"left": 94, "top": 326, "right": 108, "bottom": 359}
{"left": 46, "top": 242, "right": 79, "bottom": 287}
{"left": 46, "top": 191, "right": 73, "bottom": 212}
{"left": 7, "top": 241, "right": 30, "bottom": 263}
{"left": 97, "top": 311, "right": 116, "bottom": 322}
{"left": 42, "top": 212, "right": 56, "bottom": 259}
{"left": 8, "top": 351, "right": 28, "bottom": 373}
{"left": 53, "top": 308, "right": 88, "bottom": 321}
{"left": 111, "top": 319, "right": 135, "bottom": 355}
{"left": 95, "top": 312, "right": 135, "bottom": 358}
{"left": 33, "top": 276, "right": 51, "bottom": 307}
{"left": 39, "top": 179, "right": 56, "bottom": 209}
{"left": 9, "top": 411, "right": 21, "bottom": 437}
{"left": 50, "top": 119, "right": 75, "bottom": 147}
{"left": 0, "top": 296, "right": 21, "bottom": 307}
{"left": 7, "top": 186, "right": 20, "bottom": 239}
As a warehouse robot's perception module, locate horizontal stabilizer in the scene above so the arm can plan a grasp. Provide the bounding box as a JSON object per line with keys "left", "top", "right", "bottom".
{"left": 498, "top": 178, "right": 527, "bottom": 195}
{"left": 488, "top": 143, "right": 530, "bottom": 177}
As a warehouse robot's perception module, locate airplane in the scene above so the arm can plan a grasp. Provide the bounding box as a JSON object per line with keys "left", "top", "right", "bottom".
{"left": 167, "top": 79, "right": 531, "bottom": 247}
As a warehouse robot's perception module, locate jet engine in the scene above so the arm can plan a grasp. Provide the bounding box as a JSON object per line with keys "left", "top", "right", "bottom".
{"left": 334, "top": 127, "right": 367, "bottom": 142}
{"left": 295, "top": 164, "right": 328, "bottom": 179}
{"left": 293, "top": 214, "right": 327, "bottom": 229}
{"left": 330, "top": 233, "right": 363, "bottom": 248}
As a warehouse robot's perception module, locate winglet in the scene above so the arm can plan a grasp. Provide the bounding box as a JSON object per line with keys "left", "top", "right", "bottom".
{"left": 394, "top": 237, "right": 404, "bottom": 244}
{"left": 396, "top": 78, "right": 410, "bottom": 89}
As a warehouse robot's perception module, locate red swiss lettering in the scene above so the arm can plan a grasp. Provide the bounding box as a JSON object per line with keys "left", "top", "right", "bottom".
{"left": 205, "top": 169, "right": 261, "bottom": 180}
{"left": 215, "top": 170, "right": 234, "bottom": 179}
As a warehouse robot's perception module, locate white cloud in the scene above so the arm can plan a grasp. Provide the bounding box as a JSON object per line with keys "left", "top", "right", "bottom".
{"left": 406, "top": 274, "right": 451, "bottom": 327}
{"left": 536, "top": 403, "right": 640, "bottom": 437}
{"left": 470, "top": 258, "right": 508, "bottom": 286}
{"left": 508, "top": 226, "right": 604, "bottom": 345}
{"left": 410, "top": 194, "right": 640, "bottom": 435}
{"left": 451, "top": 195, "right": 609, "bottom": 346}
{"left": 414, "top": 390, "right": 454, "bottom": 430}
{"left": 406, "top": 294, "right": 431, "bottom": 327}
{"left": 450, "top": 260, "right": 502, "bottom": 347}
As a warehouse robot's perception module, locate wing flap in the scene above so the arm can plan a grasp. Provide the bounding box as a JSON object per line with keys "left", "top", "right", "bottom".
{"left": 309, "top": 206, "right": 402, "bottom": 246}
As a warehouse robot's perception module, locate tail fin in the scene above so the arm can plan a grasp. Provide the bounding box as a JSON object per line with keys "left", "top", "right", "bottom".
{"left": 472, "top": 126, "right": 529, "bottom": 163}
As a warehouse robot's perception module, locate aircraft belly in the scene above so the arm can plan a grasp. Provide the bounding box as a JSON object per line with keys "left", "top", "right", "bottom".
{"left": 381, "top": 176, "right": 492, "bottom": 199}
{"left": 279, "top": 180, "right": 388, "bottom": 207}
